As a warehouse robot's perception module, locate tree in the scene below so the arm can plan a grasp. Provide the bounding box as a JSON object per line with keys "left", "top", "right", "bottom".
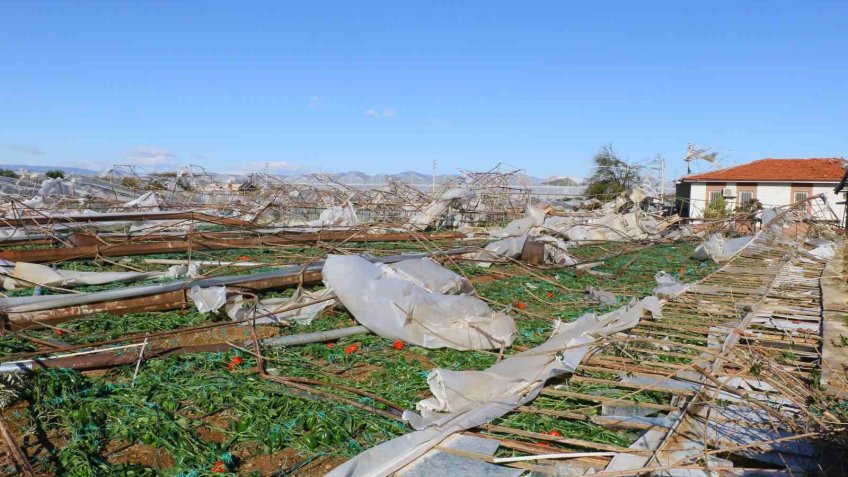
{"left": 585, "top": 144, "right": 641, "bottom": 198}
{"left": 703, "top": 195, "right": 729, "bottom": 220}
{"left": 45, "top": 169, "right": 65, "bottom": 179}
{"left": 0, "top": 169, "right": 17, "bottom": 179}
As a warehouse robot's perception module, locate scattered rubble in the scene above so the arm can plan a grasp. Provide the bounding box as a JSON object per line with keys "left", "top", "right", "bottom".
{"left": 0, "top": 168, "right": 843, "bottom": 477}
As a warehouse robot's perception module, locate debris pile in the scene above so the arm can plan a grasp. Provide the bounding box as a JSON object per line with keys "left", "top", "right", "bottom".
{"left": 0, "top": 168, "right": 843, "bottom": 477}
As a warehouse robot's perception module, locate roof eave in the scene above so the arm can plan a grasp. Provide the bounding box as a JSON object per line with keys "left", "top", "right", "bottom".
{"left": 681, "top": 178, "right": 840, "bottom": 184}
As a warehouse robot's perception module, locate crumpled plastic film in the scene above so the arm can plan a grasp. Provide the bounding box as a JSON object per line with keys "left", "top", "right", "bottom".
{"left": 474, "top": 235, "right": 527, "bottom": 268}
{"left": 323, "top": 255, "right": 514, "bottom": 350}
{"left": 389, "top": 257, "right": 474, "bottom": 295}
{"left": 2, "top": 261, "right": 163, "bottom": 290}
{"left": 407, "top": 188, "right": 476, "bottom": 231}
{"left": 226, "top": 287, "right": 337, "bottom": 326}
{"left": 692, "top": 234, "right": 752, "bottom": 262}
{"left": 188, "top": 286, "right": 227, "bottom": 313}
{"left": 324, "top": 296, "right": 661, "bottom": 477}
{"left": 489, "top": 204, "right": 547, "bottom": 238}
{"left": 308, "top": 202, "right": 358, "bottom": 227}
{"left": 653, "top": 271, "right": 688, "bottom": 297}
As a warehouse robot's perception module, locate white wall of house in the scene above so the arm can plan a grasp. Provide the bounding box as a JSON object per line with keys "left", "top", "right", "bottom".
{"left": 686, "top": 181, "right": 844, "bottom": 221}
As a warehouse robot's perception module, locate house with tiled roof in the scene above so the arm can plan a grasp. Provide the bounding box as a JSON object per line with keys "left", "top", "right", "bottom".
{"left": 675, "top": 158, "right": 846, "bottom": 220}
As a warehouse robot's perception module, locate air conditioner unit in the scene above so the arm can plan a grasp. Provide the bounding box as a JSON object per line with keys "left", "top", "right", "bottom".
{"left": 722, "top": 188, "right": 734, "bottom": 198}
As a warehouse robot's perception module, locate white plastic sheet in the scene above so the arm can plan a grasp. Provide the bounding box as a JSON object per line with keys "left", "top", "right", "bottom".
{"left": 407, "top": 188, "right": 475, "bottom": 231}
{"left": 692, "top": 234, "right": 752, "bottom": 262}
{"left": 325, "top": 296, "right": 660, "bottom": 477}
{"left": 188, "top": 286, "right": 227, "bottom": 313}
{"left": 226, "top": 288, "right": 337, "bottom": 326}
{"left": 323, "top": 255, "right": 514, "bottom": 350}
{"left": 585, "top": 286, "right": 617, "bottom": 305}
{"left": 535, "top": 235, "right": 578, "bottom": 266}
{"left": 474, "top": 235, "right": 527, "bottom": 268}
{"left": 489, "top": 204, "right": 546, "bottom": 238}
{"left": 123, "top": 191, "right": 161, "bottom": 209}
{"left": 564, "top": 211, "right": 658, "bottom": 243}
{"left": 389, "top": 257, "right": 474, "bottom": 295}
{"left": 653, "top": 271, "right": 688, "bottom": 297}
{"left": 39, "top": 178, "right": 75, "bottom": 196}
{"left": 308, "top": 202, "right": 359, "bottom": 227}
{"left": 2, "top": 261, "right": 162, "bottom": 290}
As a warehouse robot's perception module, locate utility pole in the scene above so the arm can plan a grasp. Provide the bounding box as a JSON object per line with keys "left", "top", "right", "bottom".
{"left": 432, "top": 159, "right": 437, "bottom": 196}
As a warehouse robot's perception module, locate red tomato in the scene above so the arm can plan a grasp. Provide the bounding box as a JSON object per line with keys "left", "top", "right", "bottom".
{"left": 55, "top": 329, "right": 66, "bottom": 335}
{"left": 226, "top": 356, "right": 243, "bottom": 371}
{"left": 344, "top": 344, "right": 358, "bottom": 355}
{"left": 517, "top": 302, "right": 527, "bottom": 309}
{"left": 546, "top": 291, "right": 555, "bottom": 299}
{"left": 326, "top": 342, "right": 335, "bottom": 349}
{"left": 211, "top": 460, "right": 226, "bottom": 473}
{"left": 536, "top": 442, "right": 549, "bottom": 447}
{"left": 548, "top": 430, "right": 561, "bottom": 437}
{"left": 393, "top": 340, "right": 405, "bottom": 350}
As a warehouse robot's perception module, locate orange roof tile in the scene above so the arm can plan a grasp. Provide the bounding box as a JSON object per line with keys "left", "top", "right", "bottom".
{"left": 682, "top": 158, "right": 845, "bottom": 182}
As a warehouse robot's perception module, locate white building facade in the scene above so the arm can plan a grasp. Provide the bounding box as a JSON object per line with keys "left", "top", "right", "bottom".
{"left": 678, "top": 158, "right": 845, "bottom": 222}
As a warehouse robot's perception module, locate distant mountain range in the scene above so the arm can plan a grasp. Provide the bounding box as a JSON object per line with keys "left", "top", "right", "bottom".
{"left": 0, "top": 164, "right": 583, "bottom": 186}
{"left": 283, "top": 170, "right": 582, "bottom": 186}
{"left": 0, "top": 164, "right": 98, "bottom": 175}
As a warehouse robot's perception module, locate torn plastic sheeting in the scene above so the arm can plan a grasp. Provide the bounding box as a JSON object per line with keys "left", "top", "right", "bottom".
{"left": 808, "top": 242, "right": 835, "bottom": 259}
{"left": 226, "top": 288, "right": 337, "bottom": 326}
{"left": 397, "top": 434, "right": 522, "bottom": 477}
{"left": 2, "top": 261, "right": 163, "bottom": 290}
{"left": 324, "top": 296, "right": 660, "bottom": 477}
{"left": 474, "top": 235, "right": 527, "bottom": 268}
{"left": 761, "top": 208, "right": 779, "bottom": 226}
{"left": 188, "top": 286, "right": 227, "bottom": 313}
{"left": 489, "top": 204, "right": 546, "bottom": 238}
{"left": 39, "top": 178, "right": 75, "bottom": 196}
{"left": 389, "top": 257, "right": 474, "bottom": 295}
{"left": 407, "top": 188, "right": 476, "bottom": 231}
{"left": 603, "top": 410, "right": 683, "bottom": 474}
{"left": 534, "top": 235, "right": 578, "bottom": 266}
{"left": 323, "top": 255, "right": 514, "bottom": 350}
{"left": 653, "top": 271, "right": 688, "bottom": 297}
{"left": 308, "top": 202, "right": 359, "bottom": 227}
{"left": 751, "top": 317, "right": 818, "bottom": 334}
{"left": 164, "top": 262, "right": 202, "bottom": 280}
{"left": 692, "top": 234, "right": 752, "bottom": 263}
{"left": 701, "top": 420, "right": 816, "bottom": 470}
{"left": 563, "top": 212, "right": 658, "bottom": 243}
{"left": 122, "top": 191, "right": 161, "bottom": 209}
{"left": 585, "top": 286, "right": 617, "bottom": 305}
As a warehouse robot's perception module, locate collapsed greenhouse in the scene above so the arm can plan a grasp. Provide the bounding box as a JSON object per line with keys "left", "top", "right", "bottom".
{"left": 0, "top": 166, "right": 847, "bottom": 476}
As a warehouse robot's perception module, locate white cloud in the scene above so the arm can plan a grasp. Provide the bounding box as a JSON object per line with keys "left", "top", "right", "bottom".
{"left": 309, "top": 96, "right": 323, "bottom": 108}
{"left": 365, "top": 108, "right": 397, "bottom": 118}
{"left": 125, "top": 147, "right": 176, "bottom": 166}
{"left": 6, "top": 143, "right": 46, "bottom": 155}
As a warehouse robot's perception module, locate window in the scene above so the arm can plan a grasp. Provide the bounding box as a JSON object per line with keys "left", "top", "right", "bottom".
{"left": 709, "top": 190, "right": 723, "bottom": 204}
{"left": 739, "top": 191, "right": 754, "bottom": 205}
{"left": 794, "top": 191, "right": 808, "bottom": 203}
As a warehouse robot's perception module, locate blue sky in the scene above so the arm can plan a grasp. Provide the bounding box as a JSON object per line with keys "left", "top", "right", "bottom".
{"left": 1, "top": 1, "right": 846, "bottom": 179}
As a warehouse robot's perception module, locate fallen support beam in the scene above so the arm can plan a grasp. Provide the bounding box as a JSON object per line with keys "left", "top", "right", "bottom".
{"left": 1, "top": 247, "right": 478, "bottom": 328}
{"left": 0, "top": 230, "right": 463, "bottom": 263}
{"left": 0, "top": 210, "right": 253, "bottom": 228}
